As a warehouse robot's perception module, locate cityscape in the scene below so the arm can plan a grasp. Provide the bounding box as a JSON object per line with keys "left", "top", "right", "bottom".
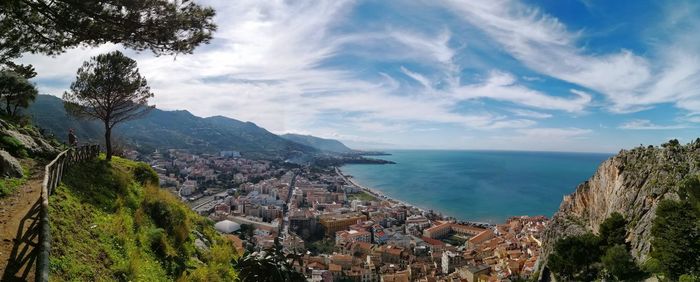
{"left": 139, "top": 149, "right": 548, "bottom": 281}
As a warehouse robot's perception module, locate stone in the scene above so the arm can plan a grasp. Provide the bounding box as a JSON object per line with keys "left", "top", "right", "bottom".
{"left": 1, "top": 128, "right": 58, "bottom": 156}
{"left": 0, "top": 149, "right": 23, "bottom": 178}
{"left": 539, "top": 141, "right": 700, "bottom": 273}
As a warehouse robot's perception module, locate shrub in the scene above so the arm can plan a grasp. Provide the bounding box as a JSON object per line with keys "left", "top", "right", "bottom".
{"left": 0, "top": 135, "right": 28, "bottom": 158}
{"left": 133, "top": 162, "right": 158, "bottom": 185}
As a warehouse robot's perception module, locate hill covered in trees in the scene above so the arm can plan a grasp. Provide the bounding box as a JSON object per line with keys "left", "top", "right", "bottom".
{"left": 27, "top": 95, "right": 318, "bottom": 159}
{"left": 280, "top": 133, "right": 354, "bottom": 153}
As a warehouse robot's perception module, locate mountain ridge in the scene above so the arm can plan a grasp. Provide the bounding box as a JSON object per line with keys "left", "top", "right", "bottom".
{"left": 26, "top": 95, "right": 319, "bottom": 159}
{"left": 280, "top": 133, "right": 354, "bottom": 153}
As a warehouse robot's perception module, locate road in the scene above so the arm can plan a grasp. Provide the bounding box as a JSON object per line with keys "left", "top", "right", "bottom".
{"left": 278, "top": 170, "right": 298, "bottom": 239}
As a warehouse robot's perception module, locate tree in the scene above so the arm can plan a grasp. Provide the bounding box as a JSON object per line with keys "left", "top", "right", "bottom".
{"left": 0, "top": 70, "right": 38, "bottom": 117}
{"left": 599, "top": 212, "right": 627, "bottom": 249}
{"left": 601, "top": 244, "right": 645, "bottom": 281}
{"left": 64, "top": 51, "right": 153, "bottom": 161}
{"left": 0, "top": 0, "right": 216, "bottom": 65}
{"left": 547, "top": 233, "right": 602, "bottom": 281}
{"left": 234, "top": 239, "right": 305, "bottom": 282}
{"left": 651, "top": 199, "right": 700, "bottom": 280}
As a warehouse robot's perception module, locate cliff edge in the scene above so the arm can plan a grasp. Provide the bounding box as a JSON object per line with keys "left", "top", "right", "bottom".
{"left": 540, "top": 139, "right": 700, "bottom": 269}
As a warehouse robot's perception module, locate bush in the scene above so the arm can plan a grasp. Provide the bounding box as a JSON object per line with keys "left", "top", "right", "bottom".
{"left": 601, "top": 244, "right": 645, "bottom": 281}
{"left": 548, "top": 233, "right": 601, "bottom": 281}
{"left": 651, "top": 199, "right": 700, "bottom": 280}
{"left": 0, "top": 135, "right": 28, "bottom": 158}
{"left": 599, "top": 212, "right": 627, "bottom": 248}
{"left": 133, "top": 162, "right": 158, "bottom": 185}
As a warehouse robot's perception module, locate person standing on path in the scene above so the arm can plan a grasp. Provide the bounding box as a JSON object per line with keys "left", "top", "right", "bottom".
{"left": 68, "top": 128, "right": 77, "bottom": 147}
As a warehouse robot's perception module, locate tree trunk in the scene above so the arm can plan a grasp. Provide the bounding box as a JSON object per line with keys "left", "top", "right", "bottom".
{"left": 105, "top": 125, "right": 112, "bottom": 161}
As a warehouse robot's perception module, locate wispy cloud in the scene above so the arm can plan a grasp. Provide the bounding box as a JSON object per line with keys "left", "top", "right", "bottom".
{"left": 443, "top": 0, "right": 700, "bottom": 113}
{"left": 619, "top": 119, "right": 689, "bottom": 130}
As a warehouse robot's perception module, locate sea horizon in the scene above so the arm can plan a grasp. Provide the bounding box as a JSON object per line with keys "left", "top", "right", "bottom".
{"left": 341, "top": 149, "right": 612, "bottom": 223}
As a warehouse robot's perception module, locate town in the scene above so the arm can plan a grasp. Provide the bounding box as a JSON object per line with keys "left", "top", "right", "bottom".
{"left": 136, "top": 149, "right": 549, "bottom": 282}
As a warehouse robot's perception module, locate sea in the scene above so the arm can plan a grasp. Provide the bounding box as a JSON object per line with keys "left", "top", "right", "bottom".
{"left": 340, "top": 150, "right": 612, "bottom": 224}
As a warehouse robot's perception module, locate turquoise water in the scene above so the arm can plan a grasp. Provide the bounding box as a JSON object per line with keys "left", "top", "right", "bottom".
{"left": 341, "top": 150, "right": 611, "bottom": 223}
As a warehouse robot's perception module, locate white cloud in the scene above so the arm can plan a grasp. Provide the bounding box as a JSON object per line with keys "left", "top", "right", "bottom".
{"left": 451, "top": 71, "right": 591, "bottom": 112}
{"left": 618, "top": 119, "right": 689, "bottom": 130}
{"left": 517, "top": 127, "right": 592, "bottom": 139}
{"left": 443, "top": 0, "right": 700, "bottom": 113}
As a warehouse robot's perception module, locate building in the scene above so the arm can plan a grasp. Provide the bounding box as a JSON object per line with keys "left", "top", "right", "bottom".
{"left": 319, "top": 212, "right": 368, "bottom": 236}
{"left": 336, "top": 229, "right": 372, "bottom": 245}
{"left": 457, "top": 265, "right": 490, "bottom": 282}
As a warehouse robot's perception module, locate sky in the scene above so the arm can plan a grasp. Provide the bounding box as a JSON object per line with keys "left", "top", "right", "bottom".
{"left": 19, "top": 0, "right": 700, "bottom": 153}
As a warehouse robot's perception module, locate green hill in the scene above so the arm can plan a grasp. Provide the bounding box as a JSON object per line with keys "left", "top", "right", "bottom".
{"left": 27, "top": 95, "right": 317, "bottom": 159}
{"left": 49, "top": 156, "right": 238, "bottom": 281}
{"left": 280, "top": 133, "right": 353, "bottom": 153}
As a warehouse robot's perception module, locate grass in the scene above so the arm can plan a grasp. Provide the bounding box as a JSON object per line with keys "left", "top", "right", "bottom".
{"left": 0, "top": 165, "right": 29, "bottom": 198}
{"left": 49, "top": 155, "right": 238, "bottom": 281}
{"left": 347, "top": 190, "right": 378, "bottom": 202}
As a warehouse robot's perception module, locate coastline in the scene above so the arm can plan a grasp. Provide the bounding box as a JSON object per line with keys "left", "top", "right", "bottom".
{"left": 335, "top": 166, "right": 494, "bottom": 226}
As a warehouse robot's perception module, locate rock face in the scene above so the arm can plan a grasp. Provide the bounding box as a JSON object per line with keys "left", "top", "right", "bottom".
{"left": 540, "top": 140, "right": 700, "bottom": 269}
{"left": 0, "top": 119, "right": 58, "bottom": 157}
{"left": 0, "top": 149, "right": 23, "bottom": 178}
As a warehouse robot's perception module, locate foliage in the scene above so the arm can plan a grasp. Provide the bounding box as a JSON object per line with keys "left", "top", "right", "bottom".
{"left": 0, "top": 0, "right": 216, "bottom": 64}
{"left": 49, "top": 156, "right": 238, "bottom": 281}
{"left": 650, "top": 199, "right": 700, "bottom": 280}
{"left": 548, "top": 213, "right": 649, "bottom": 281}
{"left": 63, "top": 50, "right": 154, "bottom": 161}
{"left": 547, "top": 232, "right": 601, "bottom": 281}
{"left": 306, "top": 238, "right": 336, "bottom": 255}
{"left": 132, "top": 162, "right": 158, "bottom": 186}
{"left": 0, "top": 70, "right": 37, "bottom": 116}
{"left": 234, "top": 240, "right": 305, "bottom": 282}
{"left": 0, "top": 135, "right": 28, "bottom": 158}
{"left": 599, "top": 212, "right": 627, "bottom": 249}
{"left": 29, "top": 95, "right": 317, "bottom": 159}
{"left": 601, "top": 244, "right": 645, "bottom": 281}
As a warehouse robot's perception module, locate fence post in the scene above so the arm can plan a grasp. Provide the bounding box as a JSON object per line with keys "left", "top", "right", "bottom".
{"left": 37, "top": 144, "right": 99, "bottom": 282}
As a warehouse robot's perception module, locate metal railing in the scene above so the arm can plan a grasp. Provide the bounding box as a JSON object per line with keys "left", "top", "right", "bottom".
{"left": 37, "top": 144, "right": 100, "bottom": 282}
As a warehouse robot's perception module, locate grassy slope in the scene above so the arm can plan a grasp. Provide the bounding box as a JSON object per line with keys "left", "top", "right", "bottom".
{"left": 49, "top": 156, "right": 238, "bottom": 281}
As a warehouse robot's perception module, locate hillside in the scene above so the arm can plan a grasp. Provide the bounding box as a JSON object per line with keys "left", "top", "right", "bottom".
{"left": 539, "top": 139, "right": 700, "bottom": 280}
{"left": 49, "top": 156, "right": 238, "bottom": 281}
{"left": 26, "top": 95, "right": 317, "bottom": 159}
{"left": 280, "top": 133, "right": 353, "bottom": 153}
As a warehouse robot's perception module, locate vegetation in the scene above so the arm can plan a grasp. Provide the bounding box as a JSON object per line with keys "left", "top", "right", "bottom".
{"left": 347, "top": 190, "right": 378, "bottom": 202}
{"left": 29, "top": 95, "right": 318, "bottom": 158}
{"left": 64, "top": 51, "right": 154, "bottom": 161}
{"left": 0, "top": 70, "right": 37, "bottom": 117}
{"left": 649, "top": 175, "right": 700, "bottom": 280}
{"left": 306, "top": 238, "right": 336, "bottom": 255}
{"left": 49, "top": 155, "right": 238, "bottom": 281}
{"left": 548, "top": 212, "right": 646, "bottom": 281}
{"left": 0, "top": 167, "right": 27, "bottom": 197}
{"left": 0, "top": 135, "right": 28, "bottom": 158}
{"left": 234, "top": 240, "right": 305, "bottom": 282}
{"left": 0, "top": 0, "right": 216, "bottom": 66}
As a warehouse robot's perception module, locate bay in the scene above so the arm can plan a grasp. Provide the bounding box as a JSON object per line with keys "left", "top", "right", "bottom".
{"left": 341, "top": 150, "right": 611, "bottom": 223}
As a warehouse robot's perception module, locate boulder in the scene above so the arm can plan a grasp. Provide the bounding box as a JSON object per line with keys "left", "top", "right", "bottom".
{"left": 0, "top": 149, "right": 23, "bottom": 178}
{"left": 1, "top": 128, "right": 58, "bottom": 156}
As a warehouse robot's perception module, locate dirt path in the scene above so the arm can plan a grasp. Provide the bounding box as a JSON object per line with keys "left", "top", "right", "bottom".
{"left": 0, "top": 160, "right": 44, "bottom": 281}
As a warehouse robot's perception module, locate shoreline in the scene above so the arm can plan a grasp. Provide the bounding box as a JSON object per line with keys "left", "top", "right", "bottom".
{"left": 335, "top": 166, "right": 496, "bottom": 226}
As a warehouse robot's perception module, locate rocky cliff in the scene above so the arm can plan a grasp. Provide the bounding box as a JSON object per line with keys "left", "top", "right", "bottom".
{"left": 540, "top": 140, "right": 700, "bottom": 268}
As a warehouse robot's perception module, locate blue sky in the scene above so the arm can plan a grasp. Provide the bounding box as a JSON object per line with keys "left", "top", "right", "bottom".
{"left": 20, "top": 0, "right": 700, "bottom": 153}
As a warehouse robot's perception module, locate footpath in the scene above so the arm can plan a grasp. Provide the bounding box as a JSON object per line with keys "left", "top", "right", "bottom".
{"left": 0, "top": 161, "right": 44, "bottom": 281}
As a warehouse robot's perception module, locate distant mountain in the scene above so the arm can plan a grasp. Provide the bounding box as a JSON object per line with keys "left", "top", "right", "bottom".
{"left": 281, "top": 133, "right": 354, "bottom": 153}
{"left": 26, "top": 95, "right": 317, "bottom": 159}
